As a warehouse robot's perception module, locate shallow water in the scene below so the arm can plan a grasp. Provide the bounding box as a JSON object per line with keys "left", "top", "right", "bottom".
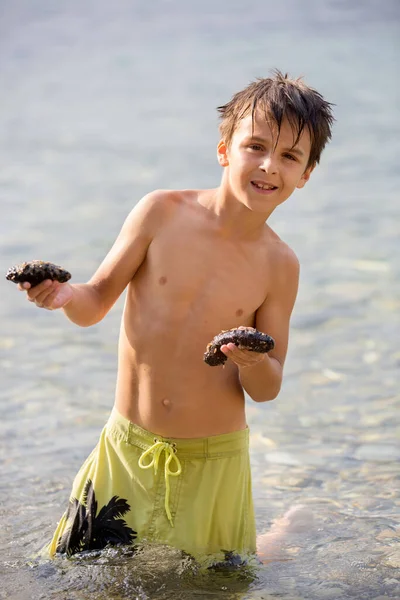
{"left": 1, "top": 1, "right": 399, "bottom": 599}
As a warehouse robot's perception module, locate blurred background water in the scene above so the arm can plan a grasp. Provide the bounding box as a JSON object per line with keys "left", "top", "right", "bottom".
{"left": 0, "top": 1, "right": 399, "bottom": 599}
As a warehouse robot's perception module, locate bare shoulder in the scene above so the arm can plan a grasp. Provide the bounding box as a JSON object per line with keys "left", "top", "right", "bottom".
{"left": 86, "top": 189, "right": 195, "bottom": 311}
{"left": 123, "top": 188, "right": 189, "bottom": 234}
{"left": 140, "top": 188, "right": 188, "bottom": 207}
{"left": 132, "top": 188, "right": 183, "bottom": 218}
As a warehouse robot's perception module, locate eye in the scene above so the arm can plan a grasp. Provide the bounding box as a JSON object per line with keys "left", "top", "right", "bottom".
{"left": 283, "top": 153, "right": 296, "bottom": 161}
{"left": 248, "top": 144, "right": 264, "bottom": 151}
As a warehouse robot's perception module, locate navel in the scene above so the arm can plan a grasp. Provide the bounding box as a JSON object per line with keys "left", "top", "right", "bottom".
{"left": 162, "top": 398, "right": 171, "bottom": 409}
{"left": 159, "top": 276, "right": 167, "bottom": 285}
{"left": 236, "top": 308, "right": 244, "bottom": 317}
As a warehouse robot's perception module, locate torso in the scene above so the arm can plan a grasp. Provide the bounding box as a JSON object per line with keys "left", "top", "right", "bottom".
{"left": 114, "top": 190, "right": 275, "bottom": 438}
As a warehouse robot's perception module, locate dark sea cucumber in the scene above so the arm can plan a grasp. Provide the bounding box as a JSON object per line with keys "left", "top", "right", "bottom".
{"left": 5, "top": 260, "right": 71, "bottom": 287}
{"left": 204, "top": 327, "right": 275, "bottom": 366}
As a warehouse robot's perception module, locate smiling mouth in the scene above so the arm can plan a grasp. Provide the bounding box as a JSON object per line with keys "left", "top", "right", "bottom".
{"left": 251, "top": 181, "right": 278, "bottom": 192}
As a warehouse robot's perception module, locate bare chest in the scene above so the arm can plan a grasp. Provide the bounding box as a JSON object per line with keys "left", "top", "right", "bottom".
{"left": 142, "top": 228, "right": 269, "bottom": 325}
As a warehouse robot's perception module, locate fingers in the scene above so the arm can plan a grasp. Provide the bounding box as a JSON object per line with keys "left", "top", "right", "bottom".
{"left": 220, "top": 344, "right": 246, "bottom": 367}
{"left": 17, "top": 278, "right": 71, "bottom": 311}
{"left": 34, "top": 282, "right": 60, "bottom": 305}
{"left": 21, "top": 279, "right": 51, "bottom": 298}
{"left": 23, "top": 280, "right": 60, "bottom": 309}
{"left": 27, "top": 280, "right": 52, "bottom": 304}
{"left": 38, "top": 286, "right": 61, "bottom": 310}
{"left": 221, "top": 343, "right": 265, "bottom": 368}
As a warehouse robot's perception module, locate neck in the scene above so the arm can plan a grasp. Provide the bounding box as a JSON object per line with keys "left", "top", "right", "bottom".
{"left": 199, "top": 177, "right": 274, "bottom": 239}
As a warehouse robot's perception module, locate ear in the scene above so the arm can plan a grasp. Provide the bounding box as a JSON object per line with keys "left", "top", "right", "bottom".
{"left": 217, "top": 140, "right": 229, "bottom": 167}
{"left": 296, "top": 163, "right": 315, "bottom": 189}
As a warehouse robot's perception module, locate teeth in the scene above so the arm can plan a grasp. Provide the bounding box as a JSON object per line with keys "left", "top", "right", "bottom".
{"left": 253, "top": 182, "right": 275, "bottom": 190}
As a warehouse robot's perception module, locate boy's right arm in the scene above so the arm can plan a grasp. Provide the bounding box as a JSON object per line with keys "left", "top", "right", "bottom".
{"left": 19, "top": 191, "right": 170, "bottom": 326}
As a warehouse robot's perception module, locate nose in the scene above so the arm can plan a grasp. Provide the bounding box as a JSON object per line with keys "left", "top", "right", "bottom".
{"left": 260, "top": 154, "right": 278, "bottom": 175}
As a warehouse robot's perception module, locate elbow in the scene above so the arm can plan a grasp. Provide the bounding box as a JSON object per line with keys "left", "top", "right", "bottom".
{"left": 63, "top": 311, "right": 105, "bottom": 328}
{"left": 252, "top": 391, "right": 280, "bottom": 403}
{"left": 78, "top": 313, "right": 106, "bottom": 327}
{"left": 251, "top": 382, "right": 282, "bottom": 403}
{"left": 76, "top": 320, "right": 99, "bottom": 328}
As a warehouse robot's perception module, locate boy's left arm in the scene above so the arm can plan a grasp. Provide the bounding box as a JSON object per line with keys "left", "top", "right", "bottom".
{"left": 221, "top": 248, "right": 299, "bottom": 402}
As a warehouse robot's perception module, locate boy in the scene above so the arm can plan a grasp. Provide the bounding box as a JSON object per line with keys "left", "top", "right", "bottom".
{"left": 18, "top": 70, "right": 334, "bottom": 560}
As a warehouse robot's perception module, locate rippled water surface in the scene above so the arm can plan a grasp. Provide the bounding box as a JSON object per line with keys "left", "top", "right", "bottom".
{"left": 1, "top": 1, "right": 399, "bottom": 598}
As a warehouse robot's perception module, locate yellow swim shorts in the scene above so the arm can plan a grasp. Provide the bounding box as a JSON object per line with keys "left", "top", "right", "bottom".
{"left": 47, "top": 407, "right": 256, "bottom": 559}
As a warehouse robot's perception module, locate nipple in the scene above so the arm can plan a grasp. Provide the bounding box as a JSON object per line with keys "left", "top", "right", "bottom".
{"left": 162, "top": 398, "right": 171, "bottom": 409}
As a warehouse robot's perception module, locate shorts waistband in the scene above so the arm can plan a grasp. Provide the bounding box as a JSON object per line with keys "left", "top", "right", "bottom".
{"left": 106, "top": 406, "right": 249, "bottom": 458}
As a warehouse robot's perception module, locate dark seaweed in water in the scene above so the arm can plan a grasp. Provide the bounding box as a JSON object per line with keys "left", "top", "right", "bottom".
{"left": 203, "top": 327, "right": 275, "bottom": 366}
{"left": 5, "top": 260, "right": 71, "bottom": 287}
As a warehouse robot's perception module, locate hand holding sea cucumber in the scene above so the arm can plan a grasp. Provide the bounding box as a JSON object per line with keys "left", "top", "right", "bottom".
{"left": 6, "top": 260, "right": 73, "bottom": 310}
{"left": 204, "top": 326, "right": 275, "bottom": 367}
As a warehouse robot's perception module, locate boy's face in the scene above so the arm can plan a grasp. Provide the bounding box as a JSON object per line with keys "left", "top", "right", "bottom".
{"left": 217, "top": 110, "right": 314, "bottom": 214}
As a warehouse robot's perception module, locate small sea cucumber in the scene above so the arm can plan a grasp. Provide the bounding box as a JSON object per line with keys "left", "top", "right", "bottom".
{"left": 6, "top": 260, "right": 71, "bottom": 287}
{"left": 204, "top": 326, "right": 275, "bottom": 366}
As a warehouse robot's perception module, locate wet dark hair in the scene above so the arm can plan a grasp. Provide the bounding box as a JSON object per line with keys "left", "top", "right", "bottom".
{"left": 218, "top": 70, "right": 335, "bottom": 169}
